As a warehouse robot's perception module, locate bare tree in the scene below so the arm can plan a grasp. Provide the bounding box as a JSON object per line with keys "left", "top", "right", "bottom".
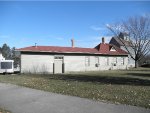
{"left": 107, "top": 15, "right": 150, "bottom": 68}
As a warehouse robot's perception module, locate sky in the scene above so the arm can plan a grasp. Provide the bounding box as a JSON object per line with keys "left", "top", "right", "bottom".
{"left": 0, "top": 1, "right": 150, "bottom": 48}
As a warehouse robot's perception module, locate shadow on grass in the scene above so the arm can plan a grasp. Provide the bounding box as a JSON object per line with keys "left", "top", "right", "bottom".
{"left": 53, "top": 74, "right": 150, "bottom": 86}
{"left": 124, "top": 69, "right": 150, "bottom": 72}
{"left": 127, "top": 68, "right": 150, "bottom": 72}
{"left": 127, "top": 73, "right": 150, "bottom": 77}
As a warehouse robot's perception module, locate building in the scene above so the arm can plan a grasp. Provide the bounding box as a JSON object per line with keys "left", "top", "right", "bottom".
{"left": 16, "top": 38, "right": 128, "bottom": 74}
{"left": 109, "top": 33, "right": 135, "bottom": 67}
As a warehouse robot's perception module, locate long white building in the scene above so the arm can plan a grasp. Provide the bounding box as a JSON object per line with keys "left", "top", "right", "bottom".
{"left": 17, "top": 38, "right": 129, "bottom": 74}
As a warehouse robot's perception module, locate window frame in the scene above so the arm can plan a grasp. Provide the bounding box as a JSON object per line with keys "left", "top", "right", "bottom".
{"left": 85, "top": 56, "right": 90, "bottom": 67}
{"left": 95, "top": 57, "right": 99, "bottom": 64}
{"left": 120, "top": 57, "right": 125, "bottom": 65}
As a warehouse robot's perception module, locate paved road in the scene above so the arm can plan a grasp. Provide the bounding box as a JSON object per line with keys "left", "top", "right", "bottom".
{"left": 0, "top": 83, "right": 149, "bottom": 113}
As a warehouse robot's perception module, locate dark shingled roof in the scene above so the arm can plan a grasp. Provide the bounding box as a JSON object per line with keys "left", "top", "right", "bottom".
{"left": 111, "top": 37, "right": 132, "bottom": 46}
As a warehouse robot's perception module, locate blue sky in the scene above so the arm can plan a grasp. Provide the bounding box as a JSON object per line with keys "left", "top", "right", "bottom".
{"left": 0, "top": 1, "right": 150, "bottom": 48}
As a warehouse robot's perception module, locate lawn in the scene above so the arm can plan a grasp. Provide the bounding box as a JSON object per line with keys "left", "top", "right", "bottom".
{"left": 0, "top": 68, "right": 150, "bottom": 109}
{"left": 0, "top": 108, "right": 10, "bottom": 113}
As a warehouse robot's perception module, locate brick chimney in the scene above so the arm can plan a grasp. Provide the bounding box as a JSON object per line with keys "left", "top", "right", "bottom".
{"left": 102, "top": 37, "right": 105, "bottom": 44}
{"left": 71, "top": 38, "right": 74, "bottom": 48}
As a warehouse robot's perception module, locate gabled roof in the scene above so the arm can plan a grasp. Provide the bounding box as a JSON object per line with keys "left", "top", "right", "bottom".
{"left": 16, "top": 43, "right": 128, "bottom": 55}
{"left": 110, "top": 46, "right": 116, "bottom": 51}
{"left": 94, "top": 43, "right": 128, "bottom": 55}
{"left": 111, "top": 37, "right": 132, "bottom": 46}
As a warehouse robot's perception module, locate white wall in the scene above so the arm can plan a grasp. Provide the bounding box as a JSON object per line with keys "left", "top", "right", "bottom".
{"left": 21, "top": 54, "right": 128, "bottom": 74}
{"left": 63, "top": 55, "right": 128, "bottom": 72}
{"left": 95, "top": 56, "right": 128, "bottom": 70}
{"left": 21, "top": 54, "right": 54, "bottom": 74}
{"left": 64, "top": 55, "right": 85, "bottom": 72}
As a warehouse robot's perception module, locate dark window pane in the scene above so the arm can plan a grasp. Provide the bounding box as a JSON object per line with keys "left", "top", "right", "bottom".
{"left": 1, "top": 62, "right": 12, "bottom": 69}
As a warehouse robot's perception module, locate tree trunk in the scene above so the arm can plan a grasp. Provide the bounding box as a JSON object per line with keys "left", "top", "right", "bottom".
{"left": 135, "top": 60, "right": 138, "bottom": 68}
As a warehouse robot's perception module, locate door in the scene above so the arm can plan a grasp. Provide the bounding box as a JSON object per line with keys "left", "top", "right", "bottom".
{"left": 54, "top": 56, "right": 64, "bottom": 74}
{"left": 54, "top": 60, "right": 63, "bottom": 74}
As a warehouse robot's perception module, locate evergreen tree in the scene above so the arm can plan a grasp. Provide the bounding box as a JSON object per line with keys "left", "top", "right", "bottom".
{"left": 1, "top": 43, "right": 11, "bottom": 60}
{"left": 0, "top": 44, "right": 20, "bottom": 68}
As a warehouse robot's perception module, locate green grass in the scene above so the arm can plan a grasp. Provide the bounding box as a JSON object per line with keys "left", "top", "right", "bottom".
{"left": 0, "top": 67, "right": 150, "bottom": 109}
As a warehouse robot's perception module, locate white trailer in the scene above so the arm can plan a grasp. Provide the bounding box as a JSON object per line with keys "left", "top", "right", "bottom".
{"left": 0, "top": 60, "right": 14, "bottom": 73}
{"left": 0, "top": 54, "right": 14, "bottom": 74}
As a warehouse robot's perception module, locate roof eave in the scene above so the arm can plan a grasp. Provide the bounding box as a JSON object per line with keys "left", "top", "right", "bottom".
{"left": 18, "top": 50, "right": 100, "bottom": 54}
{"left": 18, "top": 50, "right": 128, "bottom": 56}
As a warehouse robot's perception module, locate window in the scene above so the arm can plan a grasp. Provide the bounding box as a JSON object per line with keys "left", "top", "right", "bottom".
{"left": 95, "top": 57, "right": 100, "bottom": 67}
{"left": 104, "top": 57, "right": 109, "bottom": 65}
{"left": 1, "top": 62, "right": 13, "bottom": 69}
{"left": 107, "top": 57, "right": 109, "bottom": 65}
{"left": 54, "top": 56, "right": 63, "bottom": 59}
{"left": 101, "top": 57, "right": 109, "bottom": 66}
{"left": 95, "top": 57, "right": 99, "bottom": 64}
{"left": 85, "top": 56, "right": 90, "bottom": 66}
{"left": 120, "top": 57, "right": 124, "bottom": 65}
{"left": 110, "top": 47, "right": 116, "bottom": 51}
{"left": 113, "top": 57, "right": 117, "bottom": 66}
